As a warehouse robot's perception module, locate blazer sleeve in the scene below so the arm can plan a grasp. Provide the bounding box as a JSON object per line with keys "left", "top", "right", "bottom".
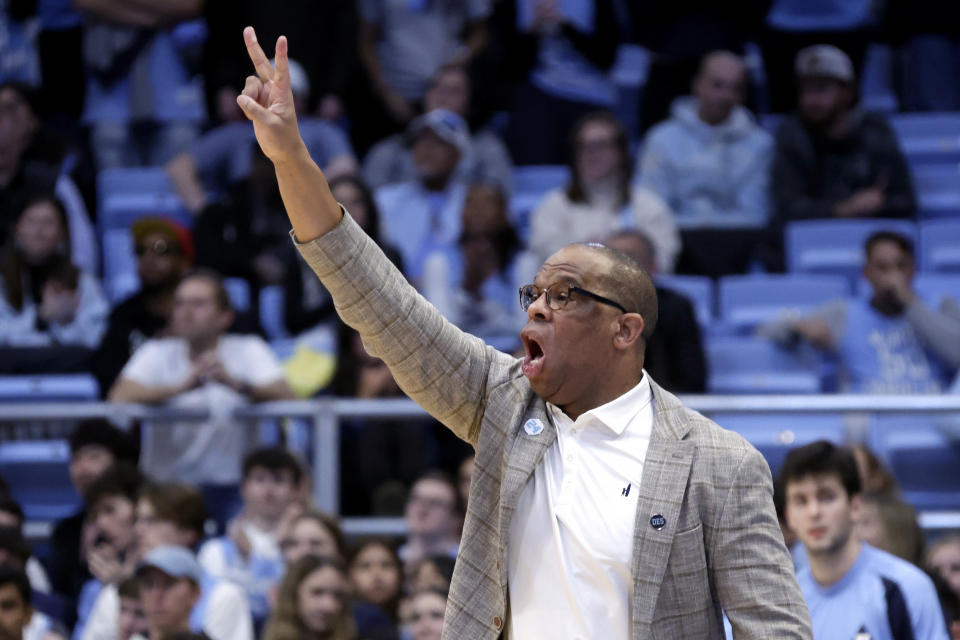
{"left": 709, "top": 446, "right": 813, "bottom": 639}
{"left": 292, "top": 210, "right": 516, "bottom": 446}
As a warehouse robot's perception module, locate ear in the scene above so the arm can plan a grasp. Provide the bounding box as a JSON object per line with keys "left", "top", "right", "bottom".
{"left": 612, "top": 313, "right": 645, "bottom": 351}
{"left": 219, "top": 308, "right": 235, "bottom": 332}
{"left": 849, "top": 493, "right": 863, "bottom": 520}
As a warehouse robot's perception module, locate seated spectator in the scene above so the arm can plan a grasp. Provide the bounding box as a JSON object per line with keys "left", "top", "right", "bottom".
{"left": 529, "top": 112, "right": 680, "bottom": 273}
{"left": 0, "top": 565, "right": 65, "bottom": 640}
{"left": 74, "top": 464, "right": 143, "bottom": 640}
{"left": 398, "top": 472, "right": 461, "bottom": 575}
{"left": 133, "top": 547, "right": 204, "bottom": 640}
{"left": 284, "top": 176, "right": 402, "bottom": 337}
{"left": 356, "top": 0, "right": 489, "bottom": 147}
{"left": 407, "top": 557, "right": 455, "bottom": 595}
{"left": 166, "top": 58, "right": 356, "bottom": 215}
{"left": 0, "top": 194, "right": 108, "bottom": 373}
{"left": 604, "top": 230, "right": 707, "bottom": 393}
{"left": 278, "top": 511, "right": 345, "bottom": 566}
{"left": 363, "top": 64, "right": 513, "bottom": 194}
{"left": 855, "top": 491, "right": 925, "bottom": 565}
{"left": 83, "top": 482, "right": 254, "bottom": 640}
{"left": 93, "top": 217, "right": 192, "bottom": 396}
{"left": 851, "top": 443, "right": 899, "bottom": 494}
{"left": 347, "top": 540, "right": 401, "bottom": 628}
{"left": 760, "top": 231, "right": 960, "bottom": 393}
{"left": 422, "top": 183, "right": 529, "bottom": 343}
{"left": 0, "top": 82, "right": 96, "bottom": 273}
{"left": 404, "top": 587, "right": 447, "bottom": 640}
{"left": 771, "top": 46, "right": 916, "bottom": 234}
{"left": 929, "top": 536, "right": 960, "bottom": 597}
{"left": 0, "top": 499, "right": 52, "bottom": 595}
{"left": 262, "top": 555, "right": 356, "bottom": 640}
{"left": 782, "top": 441, "right": 948, "bottom": 639}
{"left": 117, "top": 577, "right": 148, "bottom": 640}
{"left": 504, "top": 0, "right": 622, "bottom": 165}
{"left": 374, "top": 110, "right": 472, "bottom": 283}
{"left": 0, "top": 527, "right": 69, "bottom": 635}
{"left": 198, "top": 448, "right": 301, "bottom": 623}
{"left": 51, "top": 420, "right": 137, "bottom": 606}
{"left": 109, "top": 270, "right": 294, "bottom": 487}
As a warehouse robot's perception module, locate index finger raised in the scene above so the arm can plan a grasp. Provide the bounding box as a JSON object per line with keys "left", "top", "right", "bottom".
{"left": 243, "top": 26, "right": 275, "bottom": 82}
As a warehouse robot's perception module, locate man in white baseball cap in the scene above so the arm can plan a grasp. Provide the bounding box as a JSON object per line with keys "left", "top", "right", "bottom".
{"left": 133, "top": 546, "right": 209, "bottom": 640}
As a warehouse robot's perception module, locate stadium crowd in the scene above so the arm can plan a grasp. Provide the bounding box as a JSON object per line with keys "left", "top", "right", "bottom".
{"left": 1, "top": 0, "right": 960, "bottom": 637}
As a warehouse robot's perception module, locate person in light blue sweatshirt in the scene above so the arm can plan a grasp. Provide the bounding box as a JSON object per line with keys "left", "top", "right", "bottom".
{"left": 637, "top": 51, "right": 773, "bottom": 231}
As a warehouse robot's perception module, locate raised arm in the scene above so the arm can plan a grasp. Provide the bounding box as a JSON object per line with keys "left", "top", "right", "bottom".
{"left": 235, "top": 27, "right": 340, "bottom": 243}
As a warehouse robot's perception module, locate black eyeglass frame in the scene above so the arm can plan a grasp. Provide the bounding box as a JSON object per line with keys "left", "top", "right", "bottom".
{"left": 519, "top": 283, "right": 628, "bottom": 314}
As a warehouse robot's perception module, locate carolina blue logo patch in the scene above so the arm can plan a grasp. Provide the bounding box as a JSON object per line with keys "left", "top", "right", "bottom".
{"left": 524, "top": 418, "right": 544, "bottom": 436}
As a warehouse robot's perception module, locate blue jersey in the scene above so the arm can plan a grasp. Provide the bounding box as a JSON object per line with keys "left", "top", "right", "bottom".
{"left": 797, "top": 544, "right": 948, "bottom": 640}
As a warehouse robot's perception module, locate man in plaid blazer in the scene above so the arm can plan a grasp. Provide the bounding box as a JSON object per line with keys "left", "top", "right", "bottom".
{"left": 237, "top": 28, "right": 812, "bottom": 639}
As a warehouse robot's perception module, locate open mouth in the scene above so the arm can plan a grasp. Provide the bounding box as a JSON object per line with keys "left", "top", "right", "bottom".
{"left": 521, "top": 336, "right": 545, "bottom": 379}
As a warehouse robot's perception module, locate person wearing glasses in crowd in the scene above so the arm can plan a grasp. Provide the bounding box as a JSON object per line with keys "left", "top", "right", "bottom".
{"left": 237, "top": 27, "right": 811, "bottom": 639}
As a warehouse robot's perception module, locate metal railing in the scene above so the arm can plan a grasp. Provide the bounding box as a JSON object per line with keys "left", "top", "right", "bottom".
{"left": 2, "top": 395, "right": 959, "bottom": 532}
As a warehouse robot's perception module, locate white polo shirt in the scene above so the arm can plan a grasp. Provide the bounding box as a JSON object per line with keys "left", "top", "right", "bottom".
{"left": 507, "top": 374, "right": 653, "bottom": 640}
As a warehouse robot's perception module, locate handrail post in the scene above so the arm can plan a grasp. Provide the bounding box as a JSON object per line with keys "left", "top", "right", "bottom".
{"left": 313, "top": 399, "right": 339, "bottom": 514}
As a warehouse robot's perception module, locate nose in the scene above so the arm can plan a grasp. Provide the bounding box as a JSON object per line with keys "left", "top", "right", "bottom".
{"left": 526, "top": 291, "right": 552, "bottom": 321}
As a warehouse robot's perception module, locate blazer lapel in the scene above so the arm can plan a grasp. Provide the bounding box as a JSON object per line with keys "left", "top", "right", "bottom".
{"left": 629, "top": 380, "right": 695, "bottom": 625}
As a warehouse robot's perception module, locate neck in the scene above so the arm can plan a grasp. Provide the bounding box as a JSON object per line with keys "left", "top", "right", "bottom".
{"left": 421, "top": 173, "right": 452, "bottom": 192}
{"left": 143, "top": 286, "right": 176, "bottom": 318}
{"left": 188, "top": 334, "right": 219, "bottom": 357}
{"left": 870, "top": 295, "right": 906, "bottom": 317}
{"left": 808, "top": 534, "right": 861, "bottom": 587}
{"left": 560, "top": 367, "right": 643, "bottom": 421}
{"left": 823, "top": 109, "right": 854, "bottom": 140}
{"left": 150, "top": 621, "right": 190, "bottom": 640}
{"left": 244, "top": 511, "right": 280, "bottom": 534}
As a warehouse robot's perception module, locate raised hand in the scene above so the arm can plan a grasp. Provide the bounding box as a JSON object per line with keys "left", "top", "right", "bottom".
{"left": 237, "top": 27, "right": 304, "bottom": 163}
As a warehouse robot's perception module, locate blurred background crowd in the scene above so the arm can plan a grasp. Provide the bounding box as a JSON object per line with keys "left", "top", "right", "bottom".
{"left": 1, "top": 0, "right": 960, "bottom": 638}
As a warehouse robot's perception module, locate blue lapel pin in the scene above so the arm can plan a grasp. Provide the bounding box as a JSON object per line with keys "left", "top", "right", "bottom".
{"left": 524, "top": 418, "right": 544, "bottom": 436}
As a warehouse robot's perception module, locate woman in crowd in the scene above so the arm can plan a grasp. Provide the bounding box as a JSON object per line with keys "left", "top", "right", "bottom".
{"left": 403, "top": 587, "right": 447, "bottom": 640}
{"left": 529, "top": 111, "right": 680, "bottom": 273}
{"left": 278, "top": 510, "right": 346, "bottom": 566}
{"left": 263, "top": 555, "right": 356, "bottom": 640}
{"left": 0, "top": 194, "right": 107, "bottom": 372}
{"left": 347, "top": 539, "right": 402, "bottom": 622}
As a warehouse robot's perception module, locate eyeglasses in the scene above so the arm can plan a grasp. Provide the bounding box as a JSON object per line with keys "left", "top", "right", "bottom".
{"left": 519, "top": 283, "right": 627, "bottom": 314}
{"left": 135, "top": 238, "right": 175, "bottom": 257}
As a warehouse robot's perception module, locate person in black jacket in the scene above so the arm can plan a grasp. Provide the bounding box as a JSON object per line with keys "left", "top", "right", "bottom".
{"left": 605, "top": 229, "right": 707, "bottom": 393}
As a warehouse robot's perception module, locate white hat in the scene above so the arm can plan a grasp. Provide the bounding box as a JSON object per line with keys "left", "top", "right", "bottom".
{"left": 795, "top": 45, "right": 855, "bottom": 83}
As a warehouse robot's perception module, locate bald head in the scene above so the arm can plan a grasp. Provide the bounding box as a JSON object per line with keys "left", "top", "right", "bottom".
{"left": 693, "top": 50, "right": 746, "bottom": 125}
{"left": 574, "top": 242, "right": 658, "bottom": 339}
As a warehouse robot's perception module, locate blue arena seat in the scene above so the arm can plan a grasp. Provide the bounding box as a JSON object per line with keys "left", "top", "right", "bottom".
{"left": 919, "top": 220, "right": 960, "bottom": 272}
{"left": 97, "top": 168, "right": 191, "bottom": 231}
{"left": 914, "top": 273, "right": 960, "bottom": 307}
{"left": 0, "top": 375, "right": 99, "bottom": 401}
{"left": 890, "top": 112, "right": 960, "bottom": 165}
{"left": 706, "top": 336, "right": 823, "bottom": 394}
{"left": 223, "top": 278, "right": 251, "bottom": 313}
{"left": 0, "top": 440, "right": 82, "bottom": 521}
{"left": 102, "top": 228, "right": 139, "bottom": 303}
{"left": 655, "top": 275, "right": 714, "bottom": 327}
{"left": 509, "top": 165, "right": 570, "bottom": 238}
{"left": 913, "top": 163, "right": 960, "bottom": 218}
{"left": 859, "top": 44, "right": 898, "bottom": 114}
{"left": 786, "top": 219, "right": 918, "bottom": 278}
{"left": 709, "top": 412, "right": 847, "bottom": 475}
{"left": 259, "top": 286, "right": 288, "bottom": 341}
{"left": 718, "top": 274, "right": 849, "bottom": 330}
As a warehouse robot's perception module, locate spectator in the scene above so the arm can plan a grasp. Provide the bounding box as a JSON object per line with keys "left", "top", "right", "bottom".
{"left": 760, "top": 231, "right": 960, "bottom": 393}
{"left": 0, "top": 194, "right": 108, "bottom": 373}
{"left": 885, "top": 1, "right": 960, "bottom": 111}
{"left": 92, "top": 217, "right": 193, "bottom": 396}
{"left": 770, "top": 45, "right": 916, "bottom": 237}
{"left": 529, "top": 112, "right": 680, "bottom": 273}
{"left": 782, "top": 440, "right": 948, "bottom": 639}
{"left": 404, "top": 587, "right": 446, "bottom": 640}
{"left": 198, "top": 448, "right": 301, "bottom": 623}
{"left": 0, "top": 83, "right": 96, "bottom": 273}
{"left": 355, "top": 0, "right": 490, "bottom": 148}
{"left": 51, "top": 420, "right": 137, "bottom": 605}
{"left": 373, "top": 109, "right": 472, "bottom": 283}
{"left": 83, "top": 482, "right": 255, "bottom": 640}
{"left": 398, "top": 472, "right": 461, "bottom": 574}
{"left": 284, "top": 176, "right": 402, "bottom": 337}
{"left": 422, "top": 183, "right": 529, "bottom": 343}
{"left": 109, "top": 270, "right": 294, "bottom": 488}
{"left": 0, "top": 565, "right": 65, "bottom": 640}
{"left": 202, "top": 1, "right": 357, "bottom": 125}
{"left": 78, "top": 2, "right": 207, "bottom": 169}
{"left": 929, "top": 536, "right": 960, "bottom": 599}
{"left": 0, "top": 526, "right": 69, "bottom": 636}
{"left": 637, "top": 51, "right": 774, "bottom": 276}
{"left": 278, "top": 511, "right": 345, "bottom": 566}
{"left": 262, "top": 555, "right": 356, "bottom": 640}
{"left": 604, "top": 230, "right": 707, "bottom": 393}
{"left": 0, "top": 500, "right": 50, "bottom": 595}
{"left": 505, "top": 0, "right": 624, "bottom": 165}
{"left": 347, "top": 540, "right": 401, "bottom": 625}
{"left": 117, "top": 577, "right": 148, "bottom": 640}
{"left": 855, "top": 491, "right": 925, "bottom": 566}
{"left": 851, "top": 443, "right": 899, "bottom": 495}
{"left": 407, "top": 556, "right": 456, "bottom": 594}
{"left": 133, "top": 547, "right": 205, "bottom": 640}
{"left": 363, "top": 64, "right": 513, "bottom": 194}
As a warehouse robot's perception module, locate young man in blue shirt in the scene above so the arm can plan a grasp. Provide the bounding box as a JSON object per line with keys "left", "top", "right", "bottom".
{"left": 782, "top": 440, "right": 948, "bottom": 640}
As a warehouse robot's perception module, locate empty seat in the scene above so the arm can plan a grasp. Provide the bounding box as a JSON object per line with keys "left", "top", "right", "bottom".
{"left": 914, "top": 273, "right": 960, "bottom": 307}
{"left": 890, "top": 113, "right": 960, "bottom": 165}
{"left": 706, "top": 336, "right": 823, "bottom": 393}
{"left": 859, "top": 44, "right": 898, "bottom": 114}
{"left": 786, "top": 219, "right": 918, "bottom": 278}
{"left": 913, "top": 163, "right": 960, "bottom": 218}
{"left": 0, "top": 375, "right": 99, "bottom": 401}
{"left": 97, "top": 168, "right": 191, "bottom": 232}
{"left": 718, "top": 274, "right": 849, "bottom": 330}
{"left": 223, "top": 278, "right": 251, "bottom": 313}
{"left": 709, "top": 412, "right": 847, "bottom": 475}
{"left": 655, "top": 275, "right": 714, "bottom": 326}
{"left": 920, "top": 220, "right": 960, "bottom": 272}
{"left": 0, "top": 440, "right": 82, "bottom": 521}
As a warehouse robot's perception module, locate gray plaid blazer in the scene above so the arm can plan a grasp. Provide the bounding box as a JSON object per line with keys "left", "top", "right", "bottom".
{"left": 295, "top": 212, "right": 812, "bottom": 639}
